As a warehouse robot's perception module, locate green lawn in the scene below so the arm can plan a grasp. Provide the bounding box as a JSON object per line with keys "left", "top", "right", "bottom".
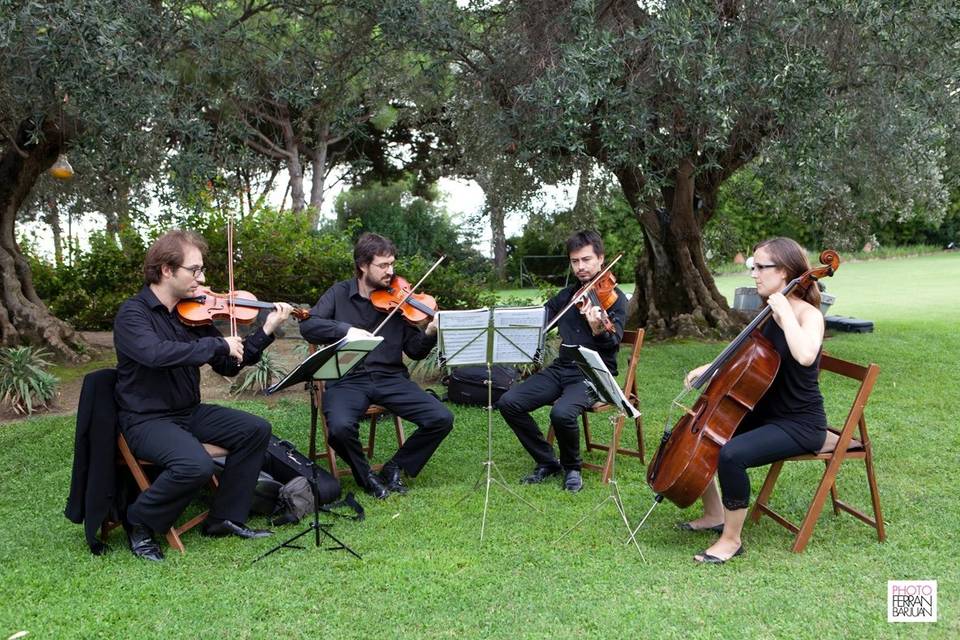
{"left": 1, "top": 252, "right": 958, "bottom": 639}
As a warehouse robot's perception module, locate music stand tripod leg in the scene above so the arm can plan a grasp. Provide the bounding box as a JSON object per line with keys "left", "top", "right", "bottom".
{"left": 550, "top": 412, "right": 645, "bottom": 559}
{"left": 252, "top": 463, "right": 362, "bottom": 563}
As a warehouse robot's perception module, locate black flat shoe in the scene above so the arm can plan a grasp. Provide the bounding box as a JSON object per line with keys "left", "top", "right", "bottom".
{"left": 128, "top": 523, "right": 164, "bottom": 562}
{"left": 521, "top": 463, "right": 562, "bottom": 484}
{"left": 677, "top": 521, "right": 724, "bottom": 534}
{"left": 379, "top": 461, "right": 408, "bottom": 495}
{"left": 694, "top": 545, "right": 744, "bottom": 564}
{"left": 202, "top": 519, "right": 273, "bottom": 539}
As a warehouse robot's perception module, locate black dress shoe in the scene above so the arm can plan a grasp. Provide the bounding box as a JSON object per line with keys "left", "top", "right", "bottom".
{"left": 563, "top": 469, "right": 583, "bottom": 493}
{"left": 128, "top": 523, "right": 164, "bottom": 562}
{"left": 379, "top": 461, "right": 408, "bottom": 495}
{"left": 202, "top": 519, "right": 273, "bottom": 539}
{"left": 364, "top": 472, "right": 390, "bottom": 499}
{"left": 520, "top": 463, "right": 562, "bottom": 484}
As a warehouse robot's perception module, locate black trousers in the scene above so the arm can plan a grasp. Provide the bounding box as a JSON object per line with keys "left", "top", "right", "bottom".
{"left": 323, "top": 372, "right": 454, "bottom": 486}
{"left": 121, "top": 404, "right": 271, "bottom": 533}
{"left": 717, "top": 421, "right": 823, "bottom": 511}
{"left": 495, "top": 363, "right": 593, "bottom": 471}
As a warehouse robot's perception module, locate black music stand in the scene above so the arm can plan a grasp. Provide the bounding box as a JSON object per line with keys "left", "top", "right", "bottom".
{"left": 439, "top": 307, "right": 546, "bottom": 541}
{"left": 253, "top": 335, "right": 383, "bottom": 563}
{"left": 551, "top": 345, "right": 644, "bottom": 558}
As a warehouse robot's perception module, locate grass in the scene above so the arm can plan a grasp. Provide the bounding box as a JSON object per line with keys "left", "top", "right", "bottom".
{"left": 1, "top": 252, "right": 959, "bottom": 638}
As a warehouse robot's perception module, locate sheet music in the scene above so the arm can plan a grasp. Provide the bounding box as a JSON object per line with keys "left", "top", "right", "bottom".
{"left": 563, "top": 344, "right": 641, "bottom": 419}
{"left": 265, "top": 335, "right": 383, "bottom": 394}
{"left": 493, "top": 307, "right": 546, "bottom": 364}
{"left": 437, "top": 308, "right": 490, "bottom": 366}
{"left": 323, "top": 337, "right": 383, "bottom": 378}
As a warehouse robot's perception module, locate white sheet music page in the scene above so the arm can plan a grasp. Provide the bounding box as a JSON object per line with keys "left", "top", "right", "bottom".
{"left": 492, "top": 307, "right": 546, "bottom": 364}
{"left": 437, "top": 308, "right": 490, "bottom": 365}
{"left": 573, "top": 345, "right": 641, "bottom": 419}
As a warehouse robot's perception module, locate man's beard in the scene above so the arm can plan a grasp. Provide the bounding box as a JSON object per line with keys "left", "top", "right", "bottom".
{"left": 364, "top": 272, "right": 391, "bottom": 291}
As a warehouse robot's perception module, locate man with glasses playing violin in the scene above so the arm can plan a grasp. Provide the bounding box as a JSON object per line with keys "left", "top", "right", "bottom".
{"left": 496, "top": 230, "right": 627, "bottom": 492}
{"left": 299, "top": 232, "right": 453, "bottom": 500}
{"left": 113, "top": 230, "right": 294, "bottom": 561}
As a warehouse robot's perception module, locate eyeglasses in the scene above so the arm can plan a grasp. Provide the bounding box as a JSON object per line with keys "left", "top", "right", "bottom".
{"left": 371, "top": 260, "right": 395, "bottom": 270}
{"left": 177, "top": 264, "right": 205, "bottom": 278}
{"left": 747, "top": 263, "right": 779, "bottom": 273}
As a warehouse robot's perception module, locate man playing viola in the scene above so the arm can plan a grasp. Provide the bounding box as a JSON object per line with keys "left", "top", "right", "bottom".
{"left": 299, "top": 232, "right": 454, "bottom": 499}
{"left": 496, "top": 230, "right": 628, "bottom": 492}
{"left": 114, "top": 230, "right": 294, "bottom": 561}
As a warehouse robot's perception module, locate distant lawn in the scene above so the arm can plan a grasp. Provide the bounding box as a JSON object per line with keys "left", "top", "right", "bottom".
{"left": 1, "top": 252, "right": 958, "bottom": 638}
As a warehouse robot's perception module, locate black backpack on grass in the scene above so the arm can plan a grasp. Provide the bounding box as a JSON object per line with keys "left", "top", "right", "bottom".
{"left": 217, "top": 436, "right": 362, "bottom": 524}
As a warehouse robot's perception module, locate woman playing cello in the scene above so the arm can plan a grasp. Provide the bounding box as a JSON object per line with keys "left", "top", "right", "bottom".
{"left": 681, "top": 237, "right": 828, "bottom": 564}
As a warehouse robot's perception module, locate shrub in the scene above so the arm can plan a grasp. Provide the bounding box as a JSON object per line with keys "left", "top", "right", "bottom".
{"left": 27, "top": 208, "right": 356, "bottom": 330}
{"left": 177, "top": 207, "right": 355, "bottom": 306}
{"left": 396, "top": 254, "right": 497, "bottom": 311}
{"left": 0, "top": 346, "right": 59, "bottom": 415}
{"left": 230, "top": 351, "right": 287, "bottom": 395}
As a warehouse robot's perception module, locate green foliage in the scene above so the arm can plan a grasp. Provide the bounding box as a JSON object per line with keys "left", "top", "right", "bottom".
{"left": 29, "top": 231, "right": 145, "bottom": 330}
{"left": 230, "top": 351, "right": 287, "bottom": 395}
{"left": 178, "top": 207, "right": 355, "bottom": 305}
{"left": 334, "top": 178, "right": 482, "bottom": 263}
{"left": 334, "top": 178, "right": 495, "bottom": 310}
{"left": 396, "top": 254, "right": 496, "bottom": 312}
{"left": 0, "top": 346, "right": 58, "bottom": 416}
{"left": 27, "top": 208, "right": 356, "bottom": 330}
{"left": 709, "top": 167, "right": 812, "bottom": 261}
{"left": 871, "top": 192, "right": 960, "bottom": 249}
{"left": 587, "top": 185, "right": 643, "bottom": 283}
{"left": 504, "top": 188, "right": 641, "bottom": 287}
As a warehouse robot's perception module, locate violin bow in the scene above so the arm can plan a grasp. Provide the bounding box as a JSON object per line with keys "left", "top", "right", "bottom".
{"left": 542, "top": 253, "right": 623, "bottom": 334}
{"left": 226, "top": 212, "right": 238, "bottom": 340}
{"left": 371, "top": 255, "right": 446, "bottom": 336}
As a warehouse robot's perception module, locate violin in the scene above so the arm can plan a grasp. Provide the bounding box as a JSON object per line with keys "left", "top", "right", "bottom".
{"left": 543, "top": 254, "right": 623, "bottom": 335}
{"left": 177, "top": 287, "right": 309, "bottom": 326}
{"left": 645, "top": 250, "right": 840, "bottom": 508}
{"left": 369, "top": 275, "right": 438, "bottom": 326}
{"left": 573, "top": 270, "right": 618, "bottom": 333}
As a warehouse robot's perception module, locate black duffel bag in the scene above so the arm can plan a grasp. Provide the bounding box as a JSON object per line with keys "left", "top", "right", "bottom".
{"left": 262, "top": 436, "right": 341, "bottom": 506}
{"left": 445, "top": 365, "right": 519, "bottom": 406}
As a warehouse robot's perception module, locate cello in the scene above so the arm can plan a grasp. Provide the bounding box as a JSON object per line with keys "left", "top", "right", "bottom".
{"left": 645, "top": 249, "right": 840, "bottom": 508}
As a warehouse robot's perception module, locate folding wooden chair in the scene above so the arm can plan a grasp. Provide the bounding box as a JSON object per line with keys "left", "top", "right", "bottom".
{"left": 305, "top": 343, "right": 406, "bottom": 478}
{"left": 547, "top": 328, "right": 645, "bottom": 483}
{"left": 105, "top": 435, "right": 226, "bottom": 554}
{"left": 748, "top": 353, "right": 885, "bottom": 552}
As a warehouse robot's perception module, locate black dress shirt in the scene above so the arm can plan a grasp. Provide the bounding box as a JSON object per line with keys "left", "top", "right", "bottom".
{"left": 298, "top": 278, "right": 437, "bottom": 379}
{"left": 113, "top": 285, "right": 274, "bottom": 427}
{"left": 546, "top": 283, "right": 628, "bottom": 374}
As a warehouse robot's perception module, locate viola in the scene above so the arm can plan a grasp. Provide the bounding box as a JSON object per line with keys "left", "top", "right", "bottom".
{"left": 645, "top": 250, "right": 840, "bottom": 508}
{"left": 176, "top": 287, "right": 309, "bottom": 326}
{"left": 574, "top": 270, "right": 619, "bottom": 334}
{"left": 369, "top": 275, "right": 438, "bottom": 326}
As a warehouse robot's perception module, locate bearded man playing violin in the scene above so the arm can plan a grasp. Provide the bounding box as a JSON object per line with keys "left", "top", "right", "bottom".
{"left": 496, "top": 230, "right": 627, "bottom": 492}
{"left": 299, "top": 232, "right": 454, "bottom": 499}
{"left": 113, "top": 230, "right": 294, "bottom": 561}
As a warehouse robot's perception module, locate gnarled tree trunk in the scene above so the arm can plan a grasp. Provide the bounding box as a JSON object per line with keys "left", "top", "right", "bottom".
{"left": 0, "top": 118, "right": 87, "bottom": 360}
{"left": 616, "top": 159, "right": 741, "bottom": 338}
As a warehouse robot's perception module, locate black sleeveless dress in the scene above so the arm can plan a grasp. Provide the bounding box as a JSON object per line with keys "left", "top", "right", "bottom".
{"left": 739, "top": 319, "right": 828, "bottom": 453}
